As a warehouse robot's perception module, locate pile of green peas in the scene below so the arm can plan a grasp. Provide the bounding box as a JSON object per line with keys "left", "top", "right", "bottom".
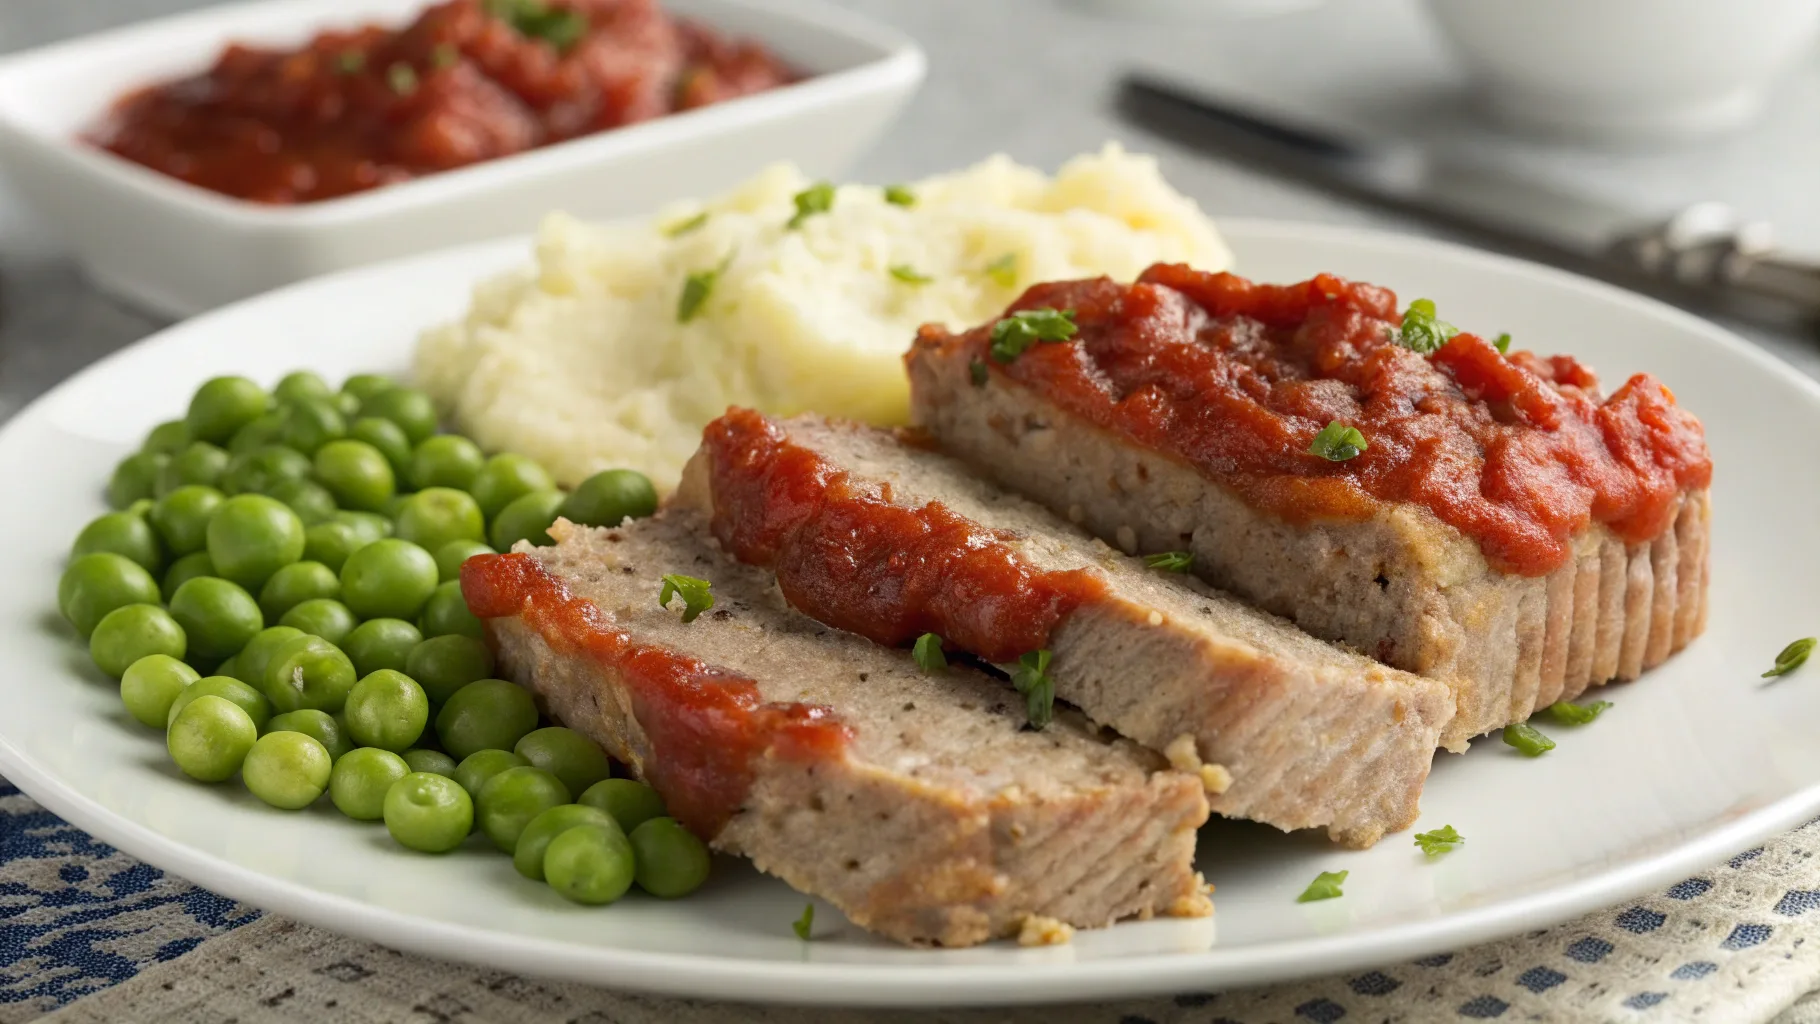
{"left": 61, "top": 370, "right": 708, "bottom": 905}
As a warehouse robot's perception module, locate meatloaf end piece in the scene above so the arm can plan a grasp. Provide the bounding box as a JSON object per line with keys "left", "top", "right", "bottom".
{"left": 464, "top": 513, "right": 1210, "bottom": 947}
{"left": 908, "top": 322, "right": 1711, "bottom": 751}
{"left": 673, "top": 411, "right": 1454, "bottom": 847}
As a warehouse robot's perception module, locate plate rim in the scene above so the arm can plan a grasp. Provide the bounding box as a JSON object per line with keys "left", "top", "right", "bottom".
{"left": 2, "top": 217, "right": 1813, "bottom": 1006}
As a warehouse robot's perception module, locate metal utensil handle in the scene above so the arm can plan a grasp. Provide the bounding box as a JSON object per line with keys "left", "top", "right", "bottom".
{"left": 1614, "top": 202, "right": 1820, "bottom": 315}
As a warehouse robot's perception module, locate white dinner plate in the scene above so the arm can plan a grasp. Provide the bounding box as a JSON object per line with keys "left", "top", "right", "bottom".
{"left": 0, "top": 221, "right": 1812, "bottom": 1007}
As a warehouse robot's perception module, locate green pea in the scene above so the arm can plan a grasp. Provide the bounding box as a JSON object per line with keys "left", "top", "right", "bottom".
{"left": 560, "top": 470, "right": 658, "bottom": 529}
{"left": 258, "top": 561, "right": 340, "bottom": 621}
{"left": 262, "top": 633, "right": 356, "bottom": 713}
{"left": 409, "top": 435, "right": 484, "bottom": 491}
{"left": 169, "top": 576, "right": 263, "bottom": 666}
{"left": 220, "top": 445, "right": 312, "bottom": 496}
{"left": 419, "top": 580, "right": 482, "bottom": 639}
{"left": 274, "top": 370, "right": 334, "bottom": 408}
{"left": 336, "top": 392, "right": 362, "bottom": 418}
{"left": 313, "top": 439, "right": 395, "bottom": 512}
{"left": 215, "top": 652, "right": 246, "bottom": 682}
{"left": 383, "top": 771, "right": 472, "bottom": 853}
{"left": 383, "top": 493, "right": 410, "bottom": 520}
{"left": 343, "top": 670, "right": 429, "bottom": 752}
{"left": 489, "top": 490, "right": 567, "bottom": 550}
{"left": 453, "top": 749, "right": 527, "bottom": 798}
{"left": 470, "top": 454, "right": 555, "bottom": 521}
{"left": 159, "top": 552, "right": 215, "bottom": 603}
{"left": 402, "top": 748, "right": 458, "bottom": 777}
{"left": 335, "top": 510, "right": 394, "bottom": 545}
{"left": 341, "top": 618, "right": 422, "bottom": 677}
{"left": 340, "top": 374, "right": 396, "bottom": 405}
{"left": 236, "top": 625, "right": 305, "bottom": 695}
{"left": 435, "top": 677, "right": 537, "bottom": 761}
{"left": 59, "top": 552, "right": 160, "bottom": 638}
{"left": 330, "top": 747, "right": 409, "bottom": 820}
{"left": 515, "top": 727, "right": 611, "bottom": 797}
{"left": 407, "top": 636, "right": 496, "bottom": 705}
{"left": 394, "top": 488, "right": 485, "bottom": 554}
{"left": 340, "top": 539, "right": 438, "bottom": 621}
{"left": 475, "top": 765, "right": 570, "bottom": 853}
{"left": 108, "top": 451, "right": 168, "bottom": 509}
{"left": 358, "top": 387, "right": 437, "bottom": 445}
{"left": 207, "top": 494, "right": 305, "bottom": 590}
{"left": 120, "top": 654, "right": 200, "bottom": 729}
{"left": 90, "top": 604, "right": 185, "bottom": 678}
{"left": 277, "top": 399, "right": 346, "bottom": 455}
{"left": 301, "top": 522, "right": 360, "bottom": 575}
{"left": 241, "top": 731, "right": 331, "bottom": 809}
{"left": 166, "top": 695, "right": 257, "bottom": 783}
{"left": 267, "top": 478, "right": 337, "bottom": 526}
{"left": 545, "top": 822, "right": 637, "bottom": 905}
{"left": 433, "top": 539, "right": 494, "bottom": 584}
{"left": 579, "top": 778, "right": 668, "bottom": 834}
{"left": 150, "top": 484, "right": 224, "bottom": 557}
{"left": 629, "top": 817, "right": 712, "bottom": 898}
{"left": 73, "top": 510, "right": 162, "bottom": 574}
{"left": 512, "top": 803, "right": 617, "bottom": 881}
{"left": 227, "top": 412, "right": 284, "bottom": 456}
{"left": 186, "top": 376, "right": 269, "bottom": 445}
{"left": 278, "top": 598, "right": 357, "bottom": 647}
{"left": 167, "top": 675, "right": 271, "bottom": 731}
{"left": 264, "top": 708, "right": 352, "bottom": 762}
{"left": 348, "top": 417, "right": 413, "bottom": 479}
{"left": 142, "top": 419, "right": 192, "bottom": 456}
{"left": 155, "top": 442, "right": 229, "bottom": 498}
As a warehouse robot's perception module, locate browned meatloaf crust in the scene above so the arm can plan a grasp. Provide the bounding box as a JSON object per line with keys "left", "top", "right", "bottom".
{"left": 467, "top": 513, "right": 1211, "bottom": 947}
{"left": 908, "top": 310, "right": 1711, "bottom": 751}
{"left": 673, "top": 411, "right": 1455, "bottom": 847}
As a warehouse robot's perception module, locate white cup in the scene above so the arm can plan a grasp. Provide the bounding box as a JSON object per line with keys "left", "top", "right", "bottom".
{"left": 1422, "top": 0, "right": 1820, "bottom": 146}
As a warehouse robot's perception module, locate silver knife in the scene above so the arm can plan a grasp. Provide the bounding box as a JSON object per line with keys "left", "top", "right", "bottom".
{"left": 1117, "top": 73, "right": 1820, "bottom": 324}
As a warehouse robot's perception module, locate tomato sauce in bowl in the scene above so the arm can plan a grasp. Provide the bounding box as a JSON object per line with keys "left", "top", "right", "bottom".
{"left": 87, "top": 0, "right": 797, "bottom": 205}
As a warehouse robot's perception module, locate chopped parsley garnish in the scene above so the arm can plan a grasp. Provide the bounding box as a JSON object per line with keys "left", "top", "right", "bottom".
{"left": 984, "top": 253, "right": 1018, "bottom": 288}
{"left": 432, "top": 43, "right": 460, "bottom": 70}
{"left": 1011, "top": 649, "right": 1056, "bottom": 730}
{"left": 658, "top": 573, "right": 714, "bottom": 623}
{"left": 1397, "top": 298, "right": 1459, "bottom": 355}
{"left": 334, "top": 51, "right": 366, "bottom": 74}
{"left": 889, "top": 264, "right": 933, "bottom": 285}
{"left": 1413, "top": 825, "right": 1464, "bottom": 857}
{"left": 793, "top": 903, "right": 814, "bottom": 940}
{"left": 1308, "top": 421, "right": 1367, "bottom": 462}
{"left": 912, "top": 633, "right": 947, "bottom": 675}
{"left": 1494, "top": 332, "right": 1512, "bottom": 355}
{"left": 487, "top": 0, "right": 587, "bottom": 50}
{"left": 664, "top": 211, "right": 709, "bottom": 237}
{"left": 677, "top": 253, "right": 732, "bottom": 323}
{"left": 988, "top": 308, "right": 1077, "bottom": 363}
{"left": 1764, "top": 637, "right": 1817, "bottom": 678}
{"left": 787, "top": 182, "right": 836, "bottom": 229}
{"left": 1502, "top": 721, "right": 1555, "bottom": 757}
{"left": 883, "top": 184, "right": 916, "bottom": 207}
{"left": 969, "top": 358, "right": 988, "bottom": 387}
{"left": 1296, "top": 869, "right": 1348, "bottom": 903}
{"left": 1546, "top": 699, "right": 1612, "bottom": 725}
{"left": 1145, "top": 551, "right": 1194, "bottom": 573}
{"left": 387, "top": 62, "right": 419, "bottom": 96}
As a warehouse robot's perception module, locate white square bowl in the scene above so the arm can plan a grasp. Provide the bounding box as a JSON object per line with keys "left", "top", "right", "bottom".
{"left": 0, "top": 0, "right": 925, "bottom": 318}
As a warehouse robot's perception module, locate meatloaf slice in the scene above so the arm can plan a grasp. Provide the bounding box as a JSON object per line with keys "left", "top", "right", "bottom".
{"left": 671, "top": 409, "right": 1454, "bottom": 848}
{"left": 906, "top": 269, "right": 1712, "bottom": 750}
{"left": 461, "top": 512, "right": 1210, "bottom": 948}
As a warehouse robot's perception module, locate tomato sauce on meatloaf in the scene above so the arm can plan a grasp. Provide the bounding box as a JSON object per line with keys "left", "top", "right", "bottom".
{"left": 931, "top": 265, "right": 1712, "bottom": 577}
{"left": 90, "top": 0, "right": 795, "bottom": 205}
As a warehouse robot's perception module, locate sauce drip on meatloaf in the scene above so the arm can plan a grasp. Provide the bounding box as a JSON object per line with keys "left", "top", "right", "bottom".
{"left": 701, "top": 408, "right": 1108, "bottom": 662}
{"left": 926, "top": 265, "right": 1712, "bottom": 576}
{"left": 462, "top": 550, "right": 849, "bottom": 838}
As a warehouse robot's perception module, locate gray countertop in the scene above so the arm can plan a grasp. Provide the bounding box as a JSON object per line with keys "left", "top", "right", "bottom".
{"left": 2, "top": 0, "right": 1817, "bottom": 421}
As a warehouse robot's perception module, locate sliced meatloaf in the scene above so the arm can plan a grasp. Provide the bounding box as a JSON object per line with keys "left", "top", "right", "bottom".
{"left": 461, "top": 513, "right": 1210, "bottom": 947}
{"left": 906, "top": 267, "right": 1713, "bottom": 750}
{"left": 671, "top": 408, "right": 1454, "bottom": 848}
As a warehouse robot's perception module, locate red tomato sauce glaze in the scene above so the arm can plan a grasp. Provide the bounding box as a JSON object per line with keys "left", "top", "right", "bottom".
{"left": 89, "top": 0, "right": 796, "bottom": 204}
{"left": 921, "top": 265, "right": 1711, "bottom": 577}
{"left": 462, "top": 551, "right": 849, "bottom": 839}
{"left": 699, "top": 408, "right": 1107, "bottom": 663}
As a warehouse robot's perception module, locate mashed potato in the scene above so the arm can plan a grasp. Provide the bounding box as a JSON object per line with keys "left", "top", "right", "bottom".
{"left": 415, "top": 144, "right": 1230, "bottom": 490}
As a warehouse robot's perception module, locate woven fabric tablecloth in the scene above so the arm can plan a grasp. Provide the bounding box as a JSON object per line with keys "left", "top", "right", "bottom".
{"left": 7, "top": 777, "right": 1820, "bottom": 1024}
